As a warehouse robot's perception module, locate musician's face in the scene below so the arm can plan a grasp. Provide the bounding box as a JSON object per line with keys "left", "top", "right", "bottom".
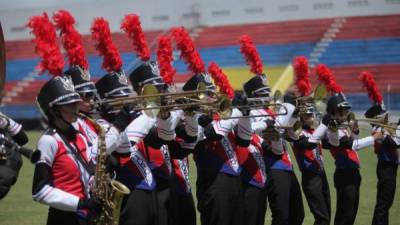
{"left": 58, "top": 102, "right": 79, "bottom": 123}
{"left": 301, "top": 113, "right": 314, "bottom": 126}
{"left": 337, "top": 107, "right": 350, "bottom": 118}
{"left": 79, "top": 92, "right": 95, "bottom": 113}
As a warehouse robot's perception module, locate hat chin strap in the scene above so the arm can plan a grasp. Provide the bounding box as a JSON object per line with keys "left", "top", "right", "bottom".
{"left": 51, "top": 108, "right": 73, "bottom": 132}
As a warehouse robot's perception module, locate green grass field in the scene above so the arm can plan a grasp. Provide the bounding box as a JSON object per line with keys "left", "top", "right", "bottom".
{"left": 0, "top": 130, "right": 399, "bottom": 225}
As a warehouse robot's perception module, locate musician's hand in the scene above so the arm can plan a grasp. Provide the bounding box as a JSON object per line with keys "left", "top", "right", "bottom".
{"left": 351, "top": 121, "right": 360, "bottom": 135}
{"left": 198, "top": 114, "right": 213, "bottom": 127}
{"left": 232, "top": 92, "right": 249, "bottom": 116}
{"left": 105, "top": 155, "right": 119, "bottom": 174}
{"left": 158, "top": 109, "right": 170, "bottom": 120}
{"left": 78, "top": 197, "right": 104, "bottom": 217}
{"left": 373, "top": 131, "right": 384, "bottom": 141}
{"left": 113, "top": 104, "right": 135, "bottom": 132}
{"left": 265, "top": 119, "right": 275, "bottom": 129}
{"left": 99, "top": 102, "right": 113, "bottom": 115}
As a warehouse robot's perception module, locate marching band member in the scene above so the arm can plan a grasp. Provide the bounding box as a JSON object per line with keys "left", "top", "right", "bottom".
{"left": 310, "top": 65, "right": 383, "bottom": 225}
{"left": 53, "top": 10, "right": 97, "bottom": 117}
{"left": 28, "top": 14, "right": 104, "bottom": 225}
{"left": 91, "top": 16, "right": 157, "bottom": 225}
{"left": 239, "top": 35, "right": 304, "bottom": 225}
{"left": 359, "top": 72, "right": 399, "bottom": 225}
{"left": 156, "top": 33, "right": 197, "bottom": 225}
{"left": 172, "top": 27, "right": 246, "bottom": 225}
{"left": 291, "top": 56, "right": 331, "bottom": 225}
{"left": 232, "top": 91, "right": 268, "bottom": 225}
{"left": 0, "top": 113, "right": 29, "bottom": 199}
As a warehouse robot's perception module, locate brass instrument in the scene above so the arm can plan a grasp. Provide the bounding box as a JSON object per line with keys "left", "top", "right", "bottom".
{"left": 94, "top": 83, "right": 232, "bottom": 118}
{"left": 224, "top": 91, "right": 288, "bottom": 119}
{"left": 311, "top": 85, "right": 328, "bottom": 116}
{"left": 350, "top": 113, "right": 399, "bottom": 136}
{"left": 88, "top": 116, "right": 130, "bottom": 225}
{"left": 263, "top": 120, "right": 303, "bottom": 141}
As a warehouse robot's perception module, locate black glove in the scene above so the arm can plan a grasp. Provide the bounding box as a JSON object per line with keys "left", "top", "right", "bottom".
{"left": 78, "top": 197, "right": 103, "bottom": 218}
{"left": 105, "top": 155, "right": 119, "bottom": 174}
{"left": 321, "top": 114, "right": 333, "bottom": 126}
{"left": 129, "top": 109, "right": 142, "bottom": 121}
{"left": 265, "top": 119, "right": 275, "bottom": 129}
{"left": 113, "top": 104, "right": 135, "bottom": 131}
{"left": 232, "top": 92, "right": 249, "bottom": 116}
{"left": 198, "top": 115, "right": 213, "bottom": 127}
{"left": 99, "top": 102, "right": 113, "bottom": 116}
{"left": 382, "top": 135, "right": 397, "bottom": 148}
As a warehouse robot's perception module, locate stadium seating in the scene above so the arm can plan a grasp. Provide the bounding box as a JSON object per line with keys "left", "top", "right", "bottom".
{"left": 2, "top": 14, "right": 400, "bottom": 119}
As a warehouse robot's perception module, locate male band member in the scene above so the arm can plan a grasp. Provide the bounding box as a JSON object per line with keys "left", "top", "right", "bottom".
{"left": 310, "top": 65, "right": 383, "bottom": 225}
{"left": 359, "top": 72, "right": 399, "bottom": 225}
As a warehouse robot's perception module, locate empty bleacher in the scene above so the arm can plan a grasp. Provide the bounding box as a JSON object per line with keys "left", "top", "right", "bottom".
{"left": 3, "top": 14, "right": 400, "bottom": 119}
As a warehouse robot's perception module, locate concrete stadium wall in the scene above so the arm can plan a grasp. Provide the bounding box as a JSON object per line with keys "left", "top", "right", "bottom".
{"left": 1, "top": 0, "right": 400, "bottom": 41}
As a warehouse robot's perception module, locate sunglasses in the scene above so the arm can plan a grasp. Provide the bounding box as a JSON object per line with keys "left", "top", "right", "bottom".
{"left": 80, "top": 92, "right": 95, "bottom": 99}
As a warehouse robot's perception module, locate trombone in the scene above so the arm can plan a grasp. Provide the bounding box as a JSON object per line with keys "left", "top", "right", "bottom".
{"left": 352, "top": 113, "right": 400, "bottom": 136}
{"left": 222, "top": 91, "right": 288, "bottom": 119}
{"left": 262, "top": 120, "right": 303, "bottom": 141}
{"left": 328, "top": 112, "right": 400, "bottom": 137}
{"left": 93, "top": 83, "right": 232, "bottom": 118}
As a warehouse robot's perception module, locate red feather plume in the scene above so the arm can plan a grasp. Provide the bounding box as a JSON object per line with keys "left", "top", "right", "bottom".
{"left": 359, "top": 71, "right": 383, "bottom": 104}
{"left": 208, "top": 62, "right": 234, "bottom": 99}
{"left": 157, "top": 35, "right": 176, "bottom": 85}
{"left": 315, "top": 64, "right": 342, "bottom": 94}
{"left": 239, "top": 35, "right": 263, "bottom": 75}
{"left": 90, "top": 18, "right": 122, "bottom": 73}
{"left": 26, "top": 13, "right": 64, "bottom": 76}
{"left": 121, "top": 14, "right": 150, "bottom": 61}
{"left": 293, "top": 56, "right": 311, "bottom": 96}
{"left": 53, "top": 10, "right": 88, "bottom": 70}
{"left": 171, "top": 27, "right": 205, "bottom": 74}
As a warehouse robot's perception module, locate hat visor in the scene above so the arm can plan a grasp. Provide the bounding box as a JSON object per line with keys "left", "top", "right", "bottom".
{"left": 107, "top": 87, "right": 133, "bottom": 98}
{"left": 53, "top": 94, "right": 82, "bottom": 106}
{"left": 76, "top": 83, "right": 97, "bottom": 94}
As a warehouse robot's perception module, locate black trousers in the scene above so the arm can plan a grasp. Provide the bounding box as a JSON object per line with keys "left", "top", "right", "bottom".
{"left": 266, "top": 169, "right": 304, "bottom": 225}
{"left": 301, "top": 170, "right": 331, "bottom": 225}
{"left": 333, "top": 168, "right": 361, "bottom": 225}
{"left": 46, "top": 207, "right": 84, "bottom": 225}
{"left": 196, "top": 172, "right": 243, "bottom": 225}
{"left": 155, "top": 178, "right": 171, "bottom": 225}
{"left": 372, "top": 161, "right": 398, "bottom": 225}
{"left": 243, "top": 183, "right": 267, "bottom": 225}
{"left": 169, "top": 192, "right": 197, "bottom": 225}
{"left": 119, "top": 188, "right": 158, "bottom": 225}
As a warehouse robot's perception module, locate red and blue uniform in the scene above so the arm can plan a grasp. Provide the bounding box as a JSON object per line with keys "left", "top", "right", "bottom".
{"left": 292, "top": 129, "right": 325, "bottom": 174}
{"left": 236, "top": 134, "right": 266, "bottom": 188}
{"left": 194, "top": 132, "right": 241, "bottom": 176}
